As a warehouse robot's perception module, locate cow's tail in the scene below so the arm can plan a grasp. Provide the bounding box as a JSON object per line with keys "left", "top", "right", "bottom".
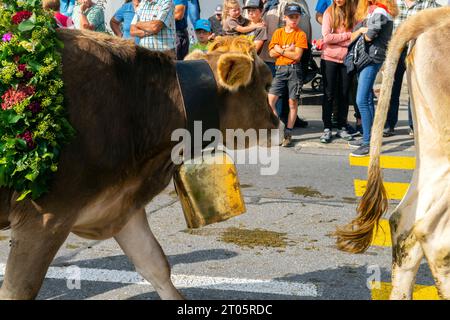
{"left": 335, "top": 7, "right": 450, "bottom": 253}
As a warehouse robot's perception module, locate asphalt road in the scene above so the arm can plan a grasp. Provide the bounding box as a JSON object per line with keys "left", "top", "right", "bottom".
{"left": 1, "top": 100, "right": 432, "bottom": 300}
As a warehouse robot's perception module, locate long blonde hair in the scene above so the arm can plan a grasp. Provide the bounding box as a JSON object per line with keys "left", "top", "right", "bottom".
{"left": 355, "top": 0, "right": 399, "bottom": 22}
{"left": 326, "top": 0, "right": 356, "bottom": 31}
{"left": 222, "top": 0, "right": 241, "bottom": 22}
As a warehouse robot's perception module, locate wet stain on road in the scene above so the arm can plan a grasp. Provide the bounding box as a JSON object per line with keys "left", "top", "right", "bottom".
{"left": 66, "top": 244, "right": 81, "bottom": 250}
{"left": 287, "top": 186, "right": 334, "bottom": 199}
{"left": 342, "top": 197, "right": 358, "bottom": 204}
{"left": 169, "top": 190, "right": 178, "bottom": 197}
{"left": 220, "top": 227, "right": 290, "bottom": 249}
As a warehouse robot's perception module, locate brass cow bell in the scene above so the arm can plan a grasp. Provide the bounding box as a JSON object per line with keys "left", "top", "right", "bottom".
{"left": 173, "top": 151, "right": 246, "bottom": 228}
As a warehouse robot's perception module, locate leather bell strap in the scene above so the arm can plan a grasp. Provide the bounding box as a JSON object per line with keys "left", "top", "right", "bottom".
{"left": 175, "top": 60, "right": 220, "bottom": 159}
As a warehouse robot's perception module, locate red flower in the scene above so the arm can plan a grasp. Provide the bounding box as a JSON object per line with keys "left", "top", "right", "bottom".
{"left": 12, "top": 11, "right": 33, "bottom": 25}
{"left": 18, "top": 64, "right": 27, "bottom": 72}
{"left": 17, "top": 130, "right": 36, "bottom": 149}
{"left": 1, "top": 85, "right": 35, "bottom": 110}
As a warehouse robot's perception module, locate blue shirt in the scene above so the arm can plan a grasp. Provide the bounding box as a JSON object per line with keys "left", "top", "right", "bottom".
{"left": 114, "top": 2, "right": 139, "bottom": 44}
{"left": 60, "top": 0, "right": 76, "bottom": 17}
{"left": 315, "top": 0, "right": 332, "bottom": 14}
{"left": 174, "top": 0, "right": 188, "bottom": 31}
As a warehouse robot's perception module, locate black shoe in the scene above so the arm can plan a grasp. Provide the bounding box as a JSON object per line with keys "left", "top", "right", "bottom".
{"left": 345, "top": 124, "right": 357, "bottom": 135}
{"left": 383, "top": 127, "right": 395, "bottom": 137}
{"left": 355, "top": 124, "right": 363, "bottom": 135}
{"left": 348, "top": 138, "right": 363, "bottom": 148}
{"left": 295, "top": 117, "right": 308, "bottom": 128}
{"left": 350, "top": 144, "right": 370, "bottom": 157}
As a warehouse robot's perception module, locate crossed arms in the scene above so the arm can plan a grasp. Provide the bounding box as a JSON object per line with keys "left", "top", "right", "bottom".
{"left": 269, "top": 44, "right": 303, "bottom": 62}
{"left": 130, "top": 20, "right": 164, "bottom": 38}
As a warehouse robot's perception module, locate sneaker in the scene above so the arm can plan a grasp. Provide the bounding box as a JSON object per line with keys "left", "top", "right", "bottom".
{"left": 348, "top": 138, "right": 364, "bottom": 148}
{"left": 345, "top": 124, "right": 357, "bottom": 135}
{"left": 281, "top": 132, "right": 293, "bottom": 147}
{"left": 350, "top": 144, "right": 370, "bottom": 157}
{"left": 409, "top": 127, "right": 414, "bottom": 136}
{"left": 295, "top": 117, "right": 309, "bottom": 128}
{"left": 383, "top": 127, "right": 395, "bottom": 137}
{"left": 320, "top": 129, "right": 332, "bottom": 143}
{"left": 336, "top": 127, "right": 354, "bottom": 141}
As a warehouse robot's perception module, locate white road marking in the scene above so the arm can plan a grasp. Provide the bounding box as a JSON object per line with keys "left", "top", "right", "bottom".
{"left": 0, "top": 263, "right": 318, "bottom": 297}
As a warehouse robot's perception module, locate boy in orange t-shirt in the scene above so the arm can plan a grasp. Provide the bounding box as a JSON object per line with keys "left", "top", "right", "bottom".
{"left": 268, "top": 3, "right": 308, "bottom": 147}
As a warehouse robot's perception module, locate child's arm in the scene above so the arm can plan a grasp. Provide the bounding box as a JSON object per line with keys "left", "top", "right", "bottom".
{"left": 280, "top": 47, "right": 304, "bottom": 62}
{"left": 269, "top": 44, "right": 282, "bottom": 58}
{"left": 235, "top": 22, "right": 265, "bottom": 34}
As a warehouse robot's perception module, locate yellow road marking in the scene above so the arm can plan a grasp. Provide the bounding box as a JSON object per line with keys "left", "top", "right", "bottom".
{"left": 371, "top": 281, "right": 440, "bottom": 300}
{"left": 354, "top": 179, "right": 409, "bottom": 200}
{"left": 372, "top": 219, "right": 392, "bottom": 247}
{"left": 349, "top": 155, "right": 416, "bottom": 170}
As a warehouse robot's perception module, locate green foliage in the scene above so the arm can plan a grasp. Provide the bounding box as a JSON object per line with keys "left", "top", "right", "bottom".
{"left": 0, "top": 0, "right": 75, "bottom": 200}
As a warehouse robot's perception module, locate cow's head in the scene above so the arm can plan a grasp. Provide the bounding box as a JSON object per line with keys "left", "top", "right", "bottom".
{"left": 185, "top": 36, "right": 281, "bottom": 148}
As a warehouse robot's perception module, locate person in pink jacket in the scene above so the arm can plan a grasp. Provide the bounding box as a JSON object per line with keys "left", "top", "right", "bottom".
{"left": 319, "top": 0, "right": 360, "bottom": 143}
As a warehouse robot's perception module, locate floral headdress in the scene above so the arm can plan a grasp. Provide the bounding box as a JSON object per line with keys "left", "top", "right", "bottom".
{"left": 0, "top": 0, "right": 75, "bottom": 200}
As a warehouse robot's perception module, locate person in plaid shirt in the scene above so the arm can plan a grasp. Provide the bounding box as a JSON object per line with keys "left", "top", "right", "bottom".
{"left": 130, "top": 0, "right": 176, "bottom": 56}
{"left": 383, "top": 0, "right": 440, "bottom": 137}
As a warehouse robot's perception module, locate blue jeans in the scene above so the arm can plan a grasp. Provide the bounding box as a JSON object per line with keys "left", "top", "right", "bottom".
{"left": 386, "top": 49, "right": 413, "bottom": 129}
{"left": 356, "top": 63, "right": 382, "bottom": 145}
{"left": 187, "top": 0, "right": 200, "bottom": 26}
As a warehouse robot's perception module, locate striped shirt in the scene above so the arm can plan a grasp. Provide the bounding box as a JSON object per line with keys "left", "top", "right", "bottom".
{"left": 394, "top": 0, "right": 440, "bottom": 31}
{"left": 72, "top": 4, "right": 105, "bottom": 32}
{"left": 131, "top": 0, "right": 176, "bottom": 51}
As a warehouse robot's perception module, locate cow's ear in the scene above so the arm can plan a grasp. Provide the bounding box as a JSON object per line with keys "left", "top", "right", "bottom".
{"left": 216, "top": 53, "right": 253, "bottom": 91}
{"left": 184, "top": 49, "right": 208, "bottom": 61}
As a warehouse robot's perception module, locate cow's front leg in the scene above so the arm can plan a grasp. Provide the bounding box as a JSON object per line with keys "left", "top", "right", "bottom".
{"left": 389, "top": 208, "right": 424, "bottom": 300}
{"left": 0, "top": 202, "right": 75, "bottom": 299}
{"left": 114, "top": 209, "right": 184, "bottom": 300}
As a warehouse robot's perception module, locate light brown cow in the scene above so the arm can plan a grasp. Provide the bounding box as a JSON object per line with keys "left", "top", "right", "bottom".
{"left": 0, "top": 31, "right": 279, "bottom": 299}
{"left": 336, "top": 7, "right": 450, "bottom": 299}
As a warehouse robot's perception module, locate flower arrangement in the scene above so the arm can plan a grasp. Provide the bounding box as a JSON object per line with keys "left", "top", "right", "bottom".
{"left": 0, "top": 0, "right": 75, "bottom": 200}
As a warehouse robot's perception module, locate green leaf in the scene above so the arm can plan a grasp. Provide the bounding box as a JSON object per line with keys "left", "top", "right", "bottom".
{"left": 54, "top": 38, "right": 64, "bottom": 49}
{"left": 27, "top": 60, "right": 41, "bottom": 72}
{"left": 25, "top": 171, "right": 38, "bottom": 181}
{"left": 42, "top": 152, "right": 53, "bottom": 159}
{"left": 6, "top": 113, "right": 23, "bottom": 124}
{"left": 18, "top": 20, "right": 35, "bottom": 32}
{"left": 15, "top": 138, "right": 27, "bottom": 150}
{"left": 0, "top": 165, "right": 7, "bottom": 186}
{"left": 16, "top": 189, "right": 31, "bottom": 201}
{"left": 29, "top": 12, "right": 36, "bottom": 24}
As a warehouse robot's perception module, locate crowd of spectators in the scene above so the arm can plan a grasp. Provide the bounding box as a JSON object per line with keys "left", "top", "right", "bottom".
{"left": 47, "top": 0, "right": 443, "bottom": 154}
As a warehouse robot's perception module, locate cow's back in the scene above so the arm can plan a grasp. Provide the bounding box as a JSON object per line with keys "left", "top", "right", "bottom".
{"left": 27, "top": 29, "right": 187, "bottom": 238}
{"left": 407, "top": 21, "right": 450, "bottom": 168}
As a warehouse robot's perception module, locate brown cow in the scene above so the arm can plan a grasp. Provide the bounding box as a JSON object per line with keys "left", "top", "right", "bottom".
{"left": 0, "top": 30, "right": 279, "bottom": 299}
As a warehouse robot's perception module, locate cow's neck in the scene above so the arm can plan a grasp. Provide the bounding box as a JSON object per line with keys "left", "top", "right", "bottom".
{"left": 175, "top": 60, "right": 220, "bottom": 153}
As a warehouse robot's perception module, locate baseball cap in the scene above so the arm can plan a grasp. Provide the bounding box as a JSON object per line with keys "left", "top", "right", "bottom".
{"left": 215, "top": 5, "right": 223, "bottom": 14}
{"left": 243, "top": 0, "right": 263, "bottom": 10}
{"left": 284, "top": 3, "right": 303, "bottom": 16}
{"left": 194, "top": 19, "right": 211, "bottom": 32}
